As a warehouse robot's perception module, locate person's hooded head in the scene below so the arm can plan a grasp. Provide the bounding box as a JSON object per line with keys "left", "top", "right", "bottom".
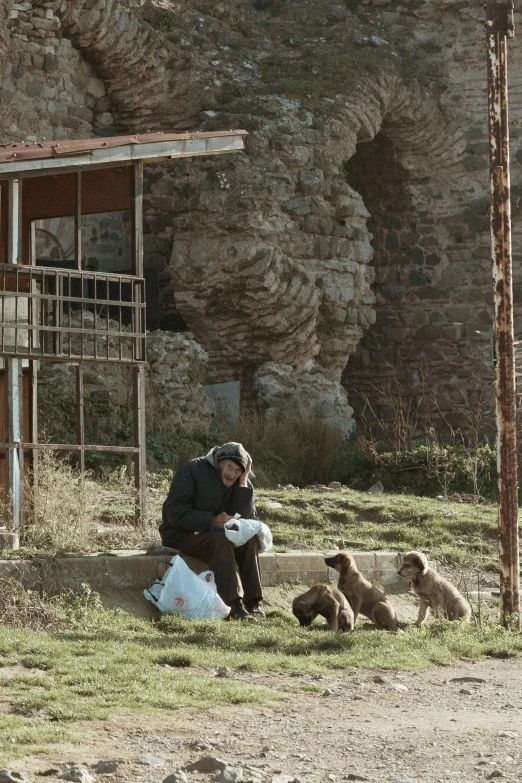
{"left": 207, "top": 442, "right": 252, "bottom": 487}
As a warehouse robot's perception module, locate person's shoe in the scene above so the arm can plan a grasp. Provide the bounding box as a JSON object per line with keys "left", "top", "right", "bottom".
{"left": 245, "top": 601, "right": 266, "bottom": 619}
{"left": 227, "top": 598, "right": 256, "bottom": 621}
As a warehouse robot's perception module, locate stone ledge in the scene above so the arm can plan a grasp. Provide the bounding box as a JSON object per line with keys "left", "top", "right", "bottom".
{"left": 0, "top": 549, "right": 405, "bottom": 616}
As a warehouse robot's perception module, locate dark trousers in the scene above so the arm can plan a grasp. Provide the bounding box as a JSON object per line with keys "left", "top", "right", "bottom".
{"left": 164, "top": 530, "right": 263, "bottom": 606}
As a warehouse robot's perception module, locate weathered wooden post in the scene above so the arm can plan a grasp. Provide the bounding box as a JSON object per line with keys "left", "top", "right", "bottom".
{"left": 485, "top": 0, "right": 521, "bottom": 629}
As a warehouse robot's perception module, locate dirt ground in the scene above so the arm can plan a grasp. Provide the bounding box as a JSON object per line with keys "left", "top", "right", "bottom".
{"left": 5, "top": 582, "right": 518, "bottom": 783}
{"left": 9, "top": 654, "right": 522, "bottom": 783}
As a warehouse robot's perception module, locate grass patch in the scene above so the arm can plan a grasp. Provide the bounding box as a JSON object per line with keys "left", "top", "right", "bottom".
{"left": 0, "top": 578, "right": 70, "bottom": 631}
{"left": 0, "top": 714, "right": 74, "bottom": 759}
{"left": 0, "top": 615, "right": 281, "bottom": 762}
{"left": 254, "top": 488, "right": 498, "bottom": 568}
{"left": 157, "top": 611, "right": 522, "bottom": 671}
{"left": 6, "top": 420, "right": 501, "bottom": 573}
{"left": 156, "top": 653, "right": 193, "bottom": 668}
{"left": 0, "top": 583, "right": 519, "bottom": 762}
{"left": 21, "top": 450, "right": 119, "bottom": 555}
{"left": 10, "top": 463, "right": 499, "bottom": 569}
{"left": 261, "top": 50, "right": 391, "bottom": 111}
{"left": 19, "top": 416, "right": 500, "bottom": 564}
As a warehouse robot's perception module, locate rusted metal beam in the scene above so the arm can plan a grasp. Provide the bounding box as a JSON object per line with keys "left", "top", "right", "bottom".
{"left": 486, "top": 0, "right": 520, "bottom": 629}
{"left": 0, "top": 132, "right": 248, "bottom": 176}
{"left": 30, "top": 359, "right": 38, "bottom": 497}
{"left": 132, "top": 162, "right": 143, "bottom": 279}
{"left": 133, "top": 364, "right": 146, "bottom": 526}
{"left": 75, "top": 171, "right": 82, "bottom": 272}
{"left": 76, "top": 364, "right": 85, "bottom": 475}
{"left": 7, "top": 178, "right": 21, "bottom": 265}
{"left": 6, "top": 357, "right": 23, "bottom": 529}
{"left": 131, "top": 162, "right": 146, "bottom": 525}
{"left": 0, "top": 442, "right": 141, "bottom": 453}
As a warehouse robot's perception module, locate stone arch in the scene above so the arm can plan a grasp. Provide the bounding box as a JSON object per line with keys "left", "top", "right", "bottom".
{"left": 342, "top": 132, "right": 420, "bottom": 421}
{"left": 36, "top": 0, "right": 199, "bottom": 131}
{"left": 341, "top": 83, "right": 484, "bottom": 433}
{"left": 165, "top": 72, "right": 466, "bottom": 434}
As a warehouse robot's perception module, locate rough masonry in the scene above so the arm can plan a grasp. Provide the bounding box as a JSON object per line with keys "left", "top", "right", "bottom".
{"left": 2, "top": 0, "right": 521, "bottom": 437}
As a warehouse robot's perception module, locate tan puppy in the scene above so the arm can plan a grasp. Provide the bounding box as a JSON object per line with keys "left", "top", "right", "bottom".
{"left": 325, "top": 552, "right": 398, "bottom": 630}
{"left": 292, "top": 584, "right": 354, "bottom": 632}
{"left": 398, "top": 551, "right": 471, "bottom": 625}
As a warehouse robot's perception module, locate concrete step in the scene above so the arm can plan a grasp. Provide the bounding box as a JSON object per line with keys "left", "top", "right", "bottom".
{"left": 0, "top": 549, "right": 405, "bottom": 617}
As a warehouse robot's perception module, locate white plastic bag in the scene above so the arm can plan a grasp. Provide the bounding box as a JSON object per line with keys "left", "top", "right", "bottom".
{"left": 224, "top": 517, "right": 273, "bottom": 553}
{"left": 144, "top": 555, "right": 230, "bottom": 620}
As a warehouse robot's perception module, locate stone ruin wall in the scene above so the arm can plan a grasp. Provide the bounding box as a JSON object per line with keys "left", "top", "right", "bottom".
{"left": 342, "top": 0, "right": 522, "bottom": 438}
{"left": 2, "top": 0, "right": 522, "bottom": 440}
{"left": 0, "top": 2, "right": 115, "bottom": 140}
{"left": 0, "top": 0, "right": 214, "bottom": 436}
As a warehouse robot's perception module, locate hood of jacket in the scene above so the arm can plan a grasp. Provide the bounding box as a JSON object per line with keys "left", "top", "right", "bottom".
{"left": 205, "top": 443, "right": 254, "bottom": 477}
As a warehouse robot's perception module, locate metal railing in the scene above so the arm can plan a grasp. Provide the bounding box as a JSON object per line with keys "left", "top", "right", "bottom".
{"left": 0, "top": 264, "right": 146, "bottom": 364}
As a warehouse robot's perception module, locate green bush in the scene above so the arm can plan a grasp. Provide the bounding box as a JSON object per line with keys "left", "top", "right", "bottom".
{"left": 145, "top": 430, "right": 222, "bottom": 471}
{"left": 338, "top": 440, "right": 497, "bottom": 498}
{"left": 217, "top": 82, "right": 246, "bottom": 105}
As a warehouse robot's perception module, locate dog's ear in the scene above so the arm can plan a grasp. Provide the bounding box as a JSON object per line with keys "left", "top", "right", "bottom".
{"left": 293, "top": 596, "right": 306, "bottom": 610}
{"left": 411, "top": 551, "right": 429, "bottom": 574}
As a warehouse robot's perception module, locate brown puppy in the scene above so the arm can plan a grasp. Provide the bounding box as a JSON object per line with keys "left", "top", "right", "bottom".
{"left": 398, "top": 551, "right": 471, "bottom": 625}
{"left": 292, "top": 584, "right": 355, "bottom": 632}
{"left": 325, "top": 552, "right": 397, "bottom": 630}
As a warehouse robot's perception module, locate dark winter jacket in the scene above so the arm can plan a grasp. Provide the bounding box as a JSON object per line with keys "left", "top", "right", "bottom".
{"left": 159, "top": 449, "right": 256, "bottom": 544}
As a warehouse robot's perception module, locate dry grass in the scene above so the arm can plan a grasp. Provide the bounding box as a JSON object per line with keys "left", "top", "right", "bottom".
{"left": 0, "top": 578, "right": 68, "bottom": 631}
{"left": 225, "top": 412, "right": 345, "bottom": 486}
{"left": 21, "top": 450, "right": 135, "bottom": 553}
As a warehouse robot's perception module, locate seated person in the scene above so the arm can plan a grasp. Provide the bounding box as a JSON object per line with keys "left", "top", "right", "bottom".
{"left": 160, "top": 441, "right": 264, "bottom": 620}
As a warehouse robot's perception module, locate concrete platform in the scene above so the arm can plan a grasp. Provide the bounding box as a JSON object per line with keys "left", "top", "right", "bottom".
{"left": 0, "top": 549, "right": 405, "bottom": 617}
{"left": 262, "top": 550, "right": 403, "bottom": 591}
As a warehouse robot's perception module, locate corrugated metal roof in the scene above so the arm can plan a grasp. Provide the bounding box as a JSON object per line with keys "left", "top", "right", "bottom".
{"left": 0, "top": 130, "right": 248, "bottom": 164}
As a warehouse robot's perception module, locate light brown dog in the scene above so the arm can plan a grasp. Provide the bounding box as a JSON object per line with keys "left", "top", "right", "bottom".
{"left": 292, "top": 584, "right": 355, "bottom": 632}
{"left": 398, "top": 551, "right": 472, "bottom": 625}
{"left": 325, "top": 552, "right": 398, "bottom": 630}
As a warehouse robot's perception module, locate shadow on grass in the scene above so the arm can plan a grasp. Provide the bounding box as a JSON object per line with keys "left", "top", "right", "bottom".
{"left": 69, "top": 620, "right": 522, "bottom": 667}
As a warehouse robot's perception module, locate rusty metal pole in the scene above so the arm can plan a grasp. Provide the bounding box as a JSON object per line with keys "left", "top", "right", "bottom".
{"left": 132, "top": 162, "right": 146, "bottom": 526}
{"left": 486, "top": 1, "right": 521, "bottom": 629}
